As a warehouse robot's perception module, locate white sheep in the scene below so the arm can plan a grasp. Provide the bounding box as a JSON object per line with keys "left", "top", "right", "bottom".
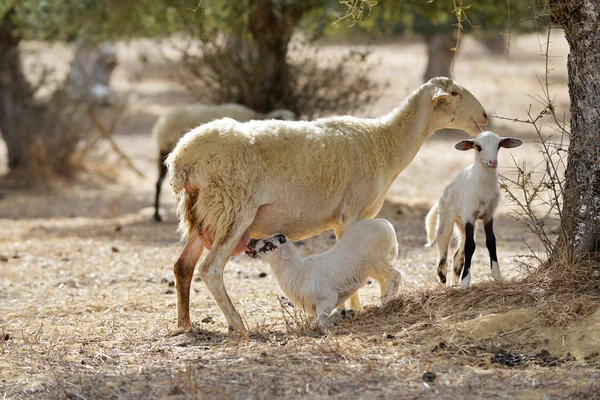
{"left": 425, "top": 131, "right": 523, "bottom": 290}
{"left": 245, "top": 219, "right": 401, "bottom": 324}
{"left": 166, "top": 77, "right": 488, "bottom": 333}
{"left": 152, "top": 103, "right": 297, "bottom": 221}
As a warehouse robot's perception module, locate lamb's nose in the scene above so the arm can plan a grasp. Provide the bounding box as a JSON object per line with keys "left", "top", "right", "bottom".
{"left": 489, "top": 160, "right": 497, "bottom": 168}
{"left": 483, "top": 112, "right": 488, "bottom": 119}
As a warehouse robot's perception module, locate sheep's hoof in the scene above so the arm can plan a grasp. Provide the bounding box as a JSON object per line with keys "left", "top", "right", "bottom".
{"left": 170, "top": 325, "right": 193, "bottom": 336}
{"left": 154, "top": 213, "right": 162, "bottom": 222}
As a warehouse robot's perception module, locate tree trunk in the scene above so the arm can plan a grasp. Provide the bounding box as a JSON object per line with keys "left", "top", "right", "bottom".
{"left": 422, "top": 33, "right": 455, "bottom": 82}
{"left": 0, "top": 9, "right": 40, "bottom": 172}
{"left": 247, "top": 0, "right": 309, "bottom": 112}
{"left": 550, "top": 0, "right": 600, "bottom": 262}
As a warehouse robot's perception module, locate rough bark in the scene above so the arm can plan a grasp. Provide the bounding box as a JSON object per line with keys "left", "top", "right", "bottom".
{"left": 246, "top": 0, "right": 310, "bottom": 112}
{"left": 422, "top": 33, "right": 455, "bottom": 82}
{"left": 0, "top": 9, "right": 40, "bottom": 171}
{"left": 550, "top": 0, "right": 600, "bottom": 262}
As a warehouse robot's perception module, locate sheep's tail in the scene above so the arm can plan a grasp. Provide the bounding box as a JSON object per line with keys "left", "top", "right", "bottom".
{"left": 425, "top": 201, "right": 439, "bottom": 247}
{"left": 165, "top": 150, "right": 196, "bottom": 241}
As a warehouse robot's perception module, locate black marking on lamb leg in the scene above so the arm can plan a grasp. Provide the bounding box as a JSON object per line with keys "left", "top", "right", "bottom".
{"left": 462, "top": 222, "right": 476, "bottom": 282}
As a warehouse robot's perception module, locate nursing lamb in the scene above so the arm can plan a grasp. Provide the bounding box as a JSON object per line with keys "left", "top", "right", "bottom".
{"left": 245, "top": 219, "right": 401, "bottom": 325}
{"left": 166, "top": 77, "right": 488, "bottom": 333}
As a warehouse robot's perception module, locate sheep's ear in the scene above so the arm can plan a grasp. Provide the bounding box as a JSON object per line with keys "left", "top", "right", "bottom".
{"left": 279, "top": 244, "right": 292, "bottom": 260}
{"left": 500, "top": 137, "right": 523, "bottom": 148}
{"left": 455, "top": 140, "right": 475, "bottom": 151}
{"left": 432, "top": 87, "right": 450, "bottom": 103}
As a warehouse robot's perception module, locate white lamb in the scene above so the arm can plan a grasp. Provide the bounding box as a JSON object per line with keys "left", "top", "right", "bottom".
{"left": 245, "top": 219, "right": 401, "bottom": 325}
{"left": 152, "top": 103, "right": 297, "bottom": 221}
{"left": 425, "top": 131, "right": 523, "bottom": 290}
{"left": 166, "top": 77, "right": 488, "bottom": 333}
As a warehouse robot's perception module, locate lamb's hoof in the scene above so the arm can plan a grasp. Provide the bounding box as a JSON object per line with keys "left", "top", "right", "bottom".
{"left": 154, "top": 213, "right": 162, "bottom": 223}
{"left": 339, "top": 308, "right": 355, "bottom": 318}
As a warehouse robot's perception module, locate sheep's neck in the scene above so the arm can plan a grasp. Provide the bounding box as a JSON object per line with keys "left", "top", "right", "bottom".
{"left": 377, "top": 88, "right": 437, "bottom": 178}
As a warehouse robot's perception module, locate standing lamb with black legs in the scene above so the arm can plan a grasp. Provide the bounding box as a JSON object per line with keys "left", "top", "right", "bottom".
{"left": 166, "top": 77, "right": 488, "bottom": 334}
{"left": 425, "top": 131, "right": 523, "bottom": 290}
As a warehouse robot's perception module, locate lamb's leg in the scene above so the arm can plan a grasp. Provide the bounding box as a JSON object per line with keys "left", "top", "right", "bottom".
{"left": 381, "top": 268, "right": 401, "bottom": 302}
{"left": 173, "top": 230, "right": 204, "bottom": 332}
{"left": 154, "top": 151, "right": 168, "bottom": 222}
{"left": 484, "top": 218, "right": 502, "bottom": 280}
{"left": 452, "top": 223, "right": 466, "bottom": 286}
{"left": 197, "top": 218, "right": 253, "bottom": 333}
{"left": 435, "top": 220, "right": 454, "bottom": 286}
{"left": 460, "top": 221, "right": 476, "bottom": 290}
{"left": 334, "top": 225, "right": 363, "bottom": 311}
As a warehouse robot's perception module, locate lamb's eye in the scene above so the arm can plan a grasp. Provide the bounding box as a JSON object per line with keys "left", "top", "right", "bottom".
{"left": 451, "top": 91, "right": 460, "bottom": 97}
{"left": 476, "top": 144, "right": 482, "bottom": 152}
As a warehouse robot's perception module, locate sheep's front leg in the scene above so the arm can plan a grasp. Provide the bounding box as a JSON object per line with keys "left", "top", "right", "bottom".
{"left": 484, "top": 218, "right": 502, "bottom": 280}
{"left": 173, "top": 230, "right": 204, "bottom": 332}
{"left": 198, "top": 220, "right": 252, "bottom": 333}
{"left": 435, "top": 220, "right": 454, "bottom": 286}
{"left": 460, "top": 221, "right": 476, "bottom": 290}
{"left": 334, "top": 225, "right": 363, "bottom": 311}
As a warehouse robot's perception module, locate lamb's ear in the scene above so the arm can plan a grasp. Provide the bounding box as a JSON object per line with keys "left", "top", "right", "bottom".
{"left": 455, "top": 140, "right": 475, "bottom": 151}
{"left": 432, "top": 87, "right": 450, "bottom": 103}
{"left": 279, "top": 244, "right": 292, "bottom": 260}
{"left": 500, "top": 137, "right": 523, "bottom": 148}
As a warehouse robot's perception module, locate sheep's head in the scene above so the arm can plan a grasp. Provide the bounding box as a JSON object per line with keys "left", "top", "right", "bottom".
{"left": 427, "top": 77, "right": 488, "bottom": 136}
{"left": 264, "top": 109, "right": 298, "bottom": 121}
{"left": 455, "top": 130, "right": 523, "bottom": 169}
{"left": 245, "top": 233, "right": 293, "bottom": 262}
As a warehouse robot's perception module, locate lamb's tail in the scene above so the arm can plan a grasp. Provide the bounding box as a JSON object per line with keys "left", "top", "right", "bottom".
{"left": 425, "top": 201, "right": 439, "bottom": 247}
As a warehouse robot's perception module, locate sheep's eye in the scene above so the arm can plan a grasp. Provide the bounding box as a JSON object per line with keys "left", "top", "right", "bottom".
{"left": 451, "top": 91, "right": 460, "bottom": 97}
{"left": 476, "top": 144, "right": 482, "bottom": 152}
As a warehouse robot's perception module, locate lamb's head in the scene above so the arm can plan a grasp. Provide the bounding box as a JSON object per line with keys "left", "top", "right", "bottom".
{"left": 426, "top": 77, "right": 488, "bottom": 136}
{"left": 245, "top": 233, "right": 294, "bottom": 262}
{"left": 264, "top": 109, "right": 298, "bottom": 121}
{"left": 455, "top": 130, "right": 523, "bottom": 169}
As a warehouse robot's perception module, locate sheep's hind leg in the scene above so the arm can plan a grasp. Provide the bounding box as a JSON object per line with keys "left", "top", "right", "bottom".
{"left": 381, "top": 268, "right": 401, "bottom": 303}
{"left": 198, "top": 217, "right": 253, "bottom": 334}
{"left": 452, "top": 223, "right": 466, "bottom": 286}
{"left": 484, "top": 218, "right": 502, "bottom": 281}
{"left": 435, "top": 220, "right": 454, "bottom": 286}
{"left": 173, "top": 230, "right": 204, "bottom": 332}
{"left": 154, "top": 151, "right": 169, "bottom": 222}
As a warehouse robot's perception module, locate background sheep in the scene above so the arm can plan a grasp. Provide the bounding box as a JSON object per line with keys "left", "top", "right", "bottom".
{"left": 166, "top": 77, "right": 488, "bottom": 333}
{"left": 152, "top": 103, "right": 297, "bottom": 221}
{"left": 425, "top": 130, "right": 523, "bottom": 290}
{"left": 245, "top": 219, "right": 401, "bottom": 325}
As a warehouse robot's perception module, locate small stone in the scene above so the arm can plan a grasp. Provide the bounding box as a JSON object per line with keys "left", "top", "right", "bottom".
{"left": 165, "top": 289, "right": 174, "bottom": 295}
{"left": 201, "top": 316, "right": 214, "bottom": 324}
{"left": 160, "top": 278, "right": 169, "bottom": 284}
{"left": 258, "top": 272, "right": 268, "bottom": 278}
{"left": 385, "top": 333, "right": 395, "bottom": 340}
{"left": 81, "top": 359, "right": 86, "bottom": 365}
{"left": 4, "top": 333, "right": 11, "bottom": 341}
{"left": 0, "top": 254, "right": 8, "bottom": 262}
{"left": 111, "top": 246, "right": 119, "bottom": 253}
{"left": 114, "top": 225, "right": 122, "bottom": 232}
{"left": 195, "top": 277, "right": 202, "bottom": 282}
{"left": 168, "top": 281, "right": 175, "bottom": 287}
{"left": 422, "top": 372, "right": 436, "bottom": 383}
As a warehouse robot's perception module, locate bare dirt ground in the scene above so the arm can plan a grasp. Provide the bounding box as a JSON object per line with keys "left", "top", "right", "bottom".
{"left": 1, "top": 33, "right": 600, "bottom": 399}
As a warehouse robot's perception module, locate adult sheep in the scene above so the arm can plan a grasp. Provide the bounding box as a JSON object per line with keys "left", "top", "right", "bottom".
{"left": 166, "top": 77, "right": 488, "bottom": 333}
{"left": 152, "top": 103, "right": 297, "bottom": 221}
